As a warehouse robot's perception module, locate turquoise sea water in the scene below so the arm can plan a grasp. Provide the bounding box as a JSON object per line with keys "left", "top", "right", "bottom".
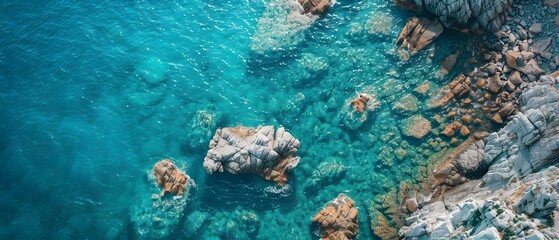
{"left": 0, "top": 0, "right": 477, "bottom": 239}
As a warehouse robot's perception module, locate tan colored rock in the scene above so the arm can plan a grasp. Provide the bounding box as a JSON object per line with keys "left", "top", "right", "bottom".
{"left": 350, "top": 94, "right": 371, "bottom": 113}
{"left": 401, "top": 115, "right": 432, "bottom": 139}
{"left": 505, "top": 51, "right": 544, "bottom": 75}
{"left": 508, "top": 71, "right": 522, "bottom": 85}
{"left": 153, "top": 159, "right": 189, "bottom": 196}
{"left": 298, "top": 0, "right": 333, "bottom": 15}
{"left": 312, "top": 194, "right": 358, "bottom": 240}
{"left": 460, "top": 126, "right": 470, "bottom": 136}
{"left": 396, "top": 17, "right": 444, "bottom": 55}
{"left": 461, "top": 115, "right": 473, "bottom": 124}
{"left": 491, "top": 113, "right": 504, "bottom": 124}
{"left": 441, "top": 124, "right": 456, "bottom": 137}
{"left": 414, "top": 81, "right": 431, "bottom": 96}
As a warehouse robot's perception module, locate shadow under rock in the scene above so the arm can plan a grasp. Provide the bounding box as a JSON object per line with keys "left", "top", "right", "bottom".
{"left": 199, "top": 172, "right": 298, "bottom": 213}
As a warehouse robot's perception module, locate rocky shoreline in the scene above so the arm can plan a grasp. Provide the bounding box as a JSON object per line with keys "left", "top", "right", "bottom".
{"left": 130, "top": 0, "right": 558, "bottom": 239}
{"left": 372, "top": 0, "right": 559, "bottom": 239}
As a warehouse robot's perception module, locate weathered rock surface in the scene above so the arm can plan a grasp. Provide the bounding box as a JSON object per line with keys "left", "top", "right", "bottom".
{"left": 393, "top": 0, "right": 514, "bottom": 33}
{"left": 204, "top": 126, "right": 301, "bottom": 184}
{"left": 312, "top": 194, "right": 359, "bottom": 240}
{"left": 400, "top": 73, "right": 559, "bottom": 239}
{"left": 504, "top": 51, "right": 545, "bottom": 75}
{"left": 153, "top": 159, "right": 189, "bottom": 196}
{"left": 298, "top": 0, "right": 332, "bottom": 15}
{"left": 396, "top": 17, "right": 443, "bottom": 55}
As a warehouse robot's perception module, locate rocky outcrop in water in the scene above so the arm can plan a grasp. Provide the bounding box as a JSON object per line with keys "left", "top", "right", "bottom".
{"left": 251, "top": 0, "right": 333, "bottom": 54}
{"left": 153, "top": 159, "right": 189, "bottom": 196}
{"left": 399, "top": 72, "right": 559, "bottom": 239}
{"left": 393, "top": 0, "right": 514, "bottom": 33}
{"left": 396, "top": 17, "right": 443, "bottom": 56}
{"left": 312, "top": 194, "right": 359, "bottom": 240}
{"left": 341, "top": 92, "right": 381, "bottom": 130}
{"left": 130, "top": 160, "right": 196, "bottom": 239}
{"left": 298, "top": 0, "right": 332, "bottom": 15}
{"left": 203, "top": 126, "right": 301, "bottom": 184}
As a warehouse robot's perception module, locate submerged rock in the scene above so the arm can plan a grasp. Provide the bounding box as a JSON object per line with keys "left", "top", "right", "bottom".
{"left": 396, "top": 17, "right": 443, "bottom": 56}
{"left": 312, "top": 194, "right": 359, "bottom": 240}
{"left": 250, "top": 0, "right": 333, "bottom": 54}
{"left": 153, "top": 159, "right": 190, "bottom": 196}
{"left": 203, "top": 126, "right": 301, "bottom": 185}
{"left": 392, "top": 94, "right": 419, "bottom": 115}
{"left": 341, "top": 92, "right": 381, "bottom": 129}
{"left": 304, "top": 159, "right": 347, "bottom": 192}
{"left": 401, "top": 115, "right": 432, "bottom": 139}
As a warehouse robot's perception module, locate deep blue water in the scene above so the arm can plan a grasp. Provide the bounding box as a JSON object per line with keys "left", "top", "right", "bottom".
{"left": 0, "top": 0, "right": 475, "bottom": 239}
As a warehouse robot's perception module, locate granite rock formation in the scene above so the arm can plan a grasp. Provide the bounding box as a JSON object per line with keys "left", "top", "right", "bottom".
{"left": 153, "top": 159, "right": 189, "bottom": 196}
{"left": 396, "top": 17, "right": 443, "bottom": 56}
{"left": 203, "top": 126, "right": 301, "bottom": 184}
{"left": 393, "top": 0, "right": 514, "bottom": 33}
{"left": 312, "top": 194, "right": 359, "bottom": 240}
{"left": 399, "top": 72, "right": 559, "bottom": 239}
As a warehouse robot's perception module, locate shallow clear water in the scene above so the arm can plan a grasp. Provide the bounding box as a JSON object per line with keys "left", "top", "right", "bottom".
{"left": 0, "top": 0, "right": 476, "bottom": 239}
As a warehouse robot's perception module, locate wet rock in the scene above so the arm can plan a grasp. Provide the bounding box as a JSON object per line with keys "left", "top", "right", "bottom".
{"left": 350, "top": 93, "right": 371, "bottom": 113}
{"left": 401, "top": 115, "right": 432, "bottom": 139}
{"left": 441, "top": 124, "right": 455, "bottom": 137}
{"left": 461, "top": 115, "right": 473, "bottom": 123}
{"left": 251, "top": 0, "right": 332, "bottom": 54}
{"left": 312, "top": 194, "right": 359, "bottom": 240}
{"left": 366, "top": 11, "right": 393, "bottom": 36}
{"left": 204, "top": 126, "right": 301, "bottom": 184}
{"left": 459, "top": 125, "right": 470, "bottom": 136}
{"left": 342, "top": 92, "right": 381, "bottom": 129}
{"left": 153, "top": 159, "right": 189, "bottom": 196}
{"left": 414, "top": 81, "right": 431, "bottom": 96}
{"left": 438, "top": 51, "right": 459, "bottom": 77}
{"left": 131, "top": 161, "right": 196, "bottom": 239}
{"left": 304, "top": 159, "right": 347, "bottom": 192}
{"left": 396, "top": 17, "right": 443, "bottom": 55}
{"left": 491, "top": 113, "right": 504, "bottom": 124}
{"left": 393, "top": 94, "right": 419, "bottom": 115}
{"left": 298, "top": 0, "right": 333, "bottom": 15}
